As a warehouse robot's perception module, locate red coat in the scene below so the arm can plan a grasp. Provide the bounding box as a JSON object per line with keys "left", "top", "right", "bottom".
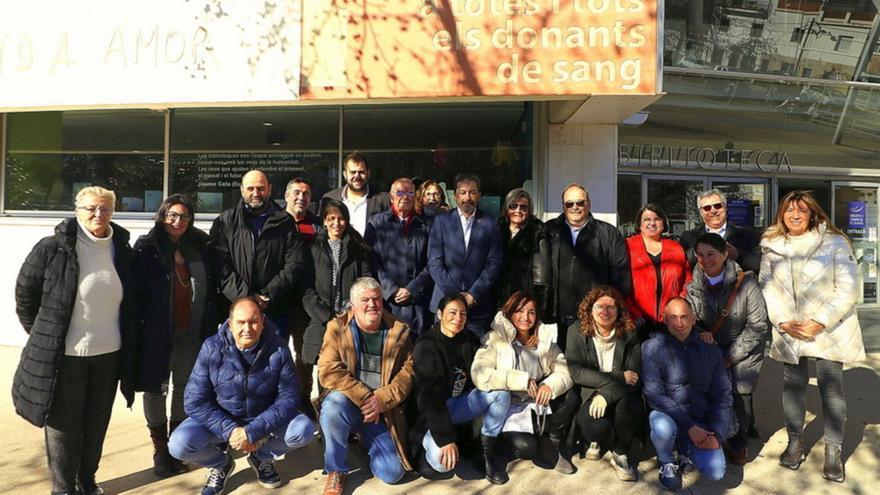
{"left": 626, "top": 235, "right": 691, "bottom": 323}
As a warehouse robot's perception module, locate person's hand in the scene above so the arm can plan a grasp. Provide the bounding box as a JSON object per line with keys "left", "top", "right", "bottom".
{"left": 623, "top": 370, "right": 639, "bottom": 386}
{"left": 393, "top": 288, "right": 411, "bottom": 304}
{"left": 462, "top": 292, "right": 476, "bottom": 307}
{"left": 699, "top": 332, "right": 716, "bottom": 345}
{"left": 726, "top": 242, "right": 739, "bottom": 261}
{"left": 701, "top": 434, "right": 721, "bottom": 450}
{"left": 361, "top": 394, "right": 383, "bottom": 424}
{"left": 526, "top": 378, "right": 539, "bottom": 398}
{"left": 688, "top": 425, "right": 714, "bottom": 448}
{"left": 439, "top": 442, "right": 459, "bottom": 471}
{"left": 535, "top": 384, "right": 553, "bottom": 406}
{"left": 799, "top": 320, "right": 825, "bottom": 339}
{"left": 229, "top": 426, "right": 256, "bottom": 452}
{"left": 781, "top": 321, "right": 810, "bottom": 340}
{"left": 589, "top": 394, "right": 608, "bottom": 419}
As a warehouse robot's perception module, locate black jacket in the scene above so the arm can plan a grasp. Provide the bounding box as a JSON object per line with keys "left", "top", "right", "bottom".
{"left": 13, "top": 218, "right": 136, "bottom": 427}
{"left": 319, "top": 186, "right": 390, "bottom": 219}
{"left": 564, "top": 322, "right": 642, "bottom": 405}
{"left": 300, "top": 229, "right": 372, "bottom": 364}
{"left": 132, "top": 225, "right": 221, "bottom": 393}
{"left": 209, "top": 199, "right": 307, "bottom": 316}
{"left": 545, "top": 214, "right": 632, "bottom": 323}
{"left": 679, "top": 221, "right": 762, "bottom": 274}
{"left": 495, "top": 216, "right": 551, "bottom": 314}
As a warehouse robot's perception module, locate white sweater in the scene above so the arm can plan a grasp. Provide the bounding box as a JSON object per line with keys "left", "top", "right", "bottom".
{"left": 65, "top": 222, "right": 123, "bottom": 357}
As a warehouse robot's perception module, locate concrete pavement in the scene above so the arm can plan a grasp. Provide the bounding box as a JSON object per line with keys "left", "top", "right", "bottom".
{"left": 1, "top": 346, "right": 877, "bottom": 495}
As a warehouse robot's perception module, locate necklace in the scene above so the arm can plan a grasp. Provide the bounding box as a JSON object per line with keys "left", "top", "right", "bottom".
{"left": 174, "top": 262, "right": 191, "bottom": 288}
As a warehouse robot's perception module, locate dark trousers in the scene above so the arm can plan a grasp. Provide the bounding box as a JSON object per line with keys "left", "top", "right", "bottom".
{"left": 730, "top": 393, "right": 753, "bottom": 449}
{"left": 45, "top": 352, "right": 120, "bottom": 493}
{"left": 502, "top": 388, "right": 580, "bottom": 460}
{"left": 575, "top": 392, "right": 645, "bottom": 454}
{"left": 783, "top": 357, "right": 846, "bottom": 446}
{"left": 289, "top": 306, "right": 314, "bottom": 406}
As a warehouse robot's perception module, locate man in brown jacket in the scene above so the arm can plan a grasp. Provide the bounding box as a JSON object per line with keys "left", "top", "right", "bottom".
{"left": 318, "top": 277, "right": 414, "bottom": 495}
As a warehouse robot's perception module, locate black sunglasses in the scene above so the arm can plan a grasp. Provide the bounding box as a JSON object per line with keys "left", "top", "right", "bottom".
{"left": 507, "top": 203, "right": 529, "bottom": 212}
{"left": 564, "top": 200, "right": 586, "bottom": 209}
{"left": 700, "top": 202, "right": 724, "bottom": 212}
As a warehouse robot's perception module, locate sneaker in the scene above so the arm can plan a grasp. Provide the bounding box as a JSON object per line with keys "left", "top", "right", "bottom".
{"left": 658, "top": 461, "right": 682, "bottom": 491}
{"left": 202, "top": 453, "right": 235, "bottom": 495}
{"left": 247, "top": 453, "right": 282, "bottom": 489}
{"left": 609, "top": 451, "right": 637, "bottom": 481}
{"left": 585, "top": 441, "right": 602, "bottom": 460}
{"left": 323, "top": 471, "right": 346, "bottom": 495}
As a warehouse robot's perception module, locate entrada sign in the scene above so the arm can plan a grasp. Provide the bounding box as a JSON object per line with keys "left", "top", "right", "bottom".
{"left": 619, "top": 143, "right": 792, "bottom": 172}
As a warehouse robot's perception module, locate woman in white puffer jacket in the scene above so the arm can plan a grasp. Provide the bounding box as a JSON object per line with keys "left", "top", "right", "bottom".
{"left": 759, "top": 190, "right": 865, "bottom": 484}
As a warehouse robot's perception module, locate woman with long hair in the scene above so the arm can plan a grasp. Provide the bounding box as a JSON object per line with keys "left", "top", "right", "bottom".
{"left": 759, "top": 190, "right": 865, "bottom": 482}
{"left": 565, "top": 286, "right": 644, "bottom": 481}
{"left": 415, "top": 180, "right": 448, "bottom": 223}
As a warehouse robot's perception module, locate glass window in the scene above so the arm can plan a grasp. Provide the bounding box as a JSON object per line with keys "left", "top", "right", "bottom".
{"left": 835, "top": 36, "right": 853, "bottom": 53}
{"left": 341, "top": 103, "right": 533, "bottom": 214}
{"left": 617, "top": 174, "right": 642, "bottom": 236}
{"left": 834, "top": 184, "right": 879, "bottom": 304}
{"left": 170, "top": 107, "right": 340, "bottom": 214}
{"left": 712, "top": 182, "right": 767, "bottom": 229}
{"left": 5, "top": 111, "right": 164, "bottom": 211}
{"left": 646, "top": 177, "right": 705, "bottom": 237}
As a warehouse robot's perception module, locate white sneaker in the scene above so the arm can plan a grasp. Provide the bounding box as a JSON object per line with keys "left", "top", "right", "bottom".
{"left": 585, "top": 442, "right": 602, "bottom": 460}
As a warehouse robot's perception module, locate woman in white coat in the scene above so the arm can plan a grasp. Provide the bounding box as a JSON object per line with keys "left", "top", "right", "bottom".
{"left": 759, "top": 190, "right": 866, "bottom": 483}
{"left": 472, "top": 291, "right": 579, "bottom": 475}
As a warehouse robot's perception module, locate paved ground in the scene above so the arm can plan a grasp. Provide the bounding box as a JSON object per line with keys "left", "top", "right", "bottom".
{"left": 1, "top": 345, "right": 877, "bottom": 495}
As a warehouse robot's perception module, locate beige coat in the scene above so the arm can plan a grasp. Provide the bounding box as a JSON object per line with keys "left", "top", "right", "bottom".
{"left": 472, "top": 311, "right": 573, "bottom": 398}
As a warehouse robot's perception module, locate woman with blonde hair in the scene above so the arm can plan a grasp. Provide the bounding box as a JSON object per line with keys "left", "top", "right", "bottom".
{"left": 415, "top": 180, "right": 448, "bottom": 222}
{"left": 759, "top": 190, "right": 865, "bottom": 483}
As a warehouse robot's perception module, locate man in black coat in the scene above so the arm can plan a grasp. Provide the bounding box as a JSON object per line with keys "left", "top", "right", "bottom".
{"left": 544, "top": 183, "right": 631, "bottom": 351}
{"left": 209, "top": 169, "right": 307, "bottom": 328}
{"left": 678, "top": 189, "right": 761, "bottom": 274}
{"left": 320, "top": 151, "right": 390, "bottom": 236}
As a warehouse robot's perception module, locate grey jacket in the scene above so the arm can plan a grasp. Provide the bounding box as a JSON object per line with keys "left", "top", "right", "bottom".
{"left": 686, "top": 260, "right": 768, "bottom": 394}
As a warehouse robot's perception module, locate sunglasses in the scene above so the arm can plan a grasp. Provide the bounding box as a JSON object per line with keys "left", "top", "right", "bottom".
{"left": 700, "top": 202, "right": 724, "bottom": 212}
{"left": 564, "top": 200, "right": 586, "bottom": 209}
{"left": 507, "top": 203, "right": 529, "bottom": 212}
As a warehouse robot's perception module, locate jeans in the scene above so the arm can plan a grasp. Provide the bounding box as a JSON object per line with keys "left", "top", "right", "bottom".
{"left": 45, "top": 352, "right": 120, "bottom": 494}
{"left": 143, "top": 333, "right": 199, "bottom": 428}
{"left": 422, "top": 389, "right": 511, "bottom": 472}
{"left": 649, "top": 411, "right": 726, "bottom": 481}
{"left": 319, "top": 391, "right": 405, "bottom": 484}
{"left": 168, "top": 413, "right": 315, "bottom": 468}
{"left": 783, "top": 357, "right": 846, "bottom": 447}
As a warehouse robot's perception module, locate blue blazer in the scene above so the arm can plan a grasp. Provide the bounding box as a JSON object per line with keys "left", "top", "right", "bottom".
{"left": 427, "top": 208, "right": 503, "bottom": 323}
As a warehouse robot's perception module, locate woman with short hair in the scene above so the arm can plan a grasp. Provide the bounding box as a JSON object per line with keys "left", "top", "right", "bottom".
{"left": 13, "top": 186, "right": 136, "bottom": 495}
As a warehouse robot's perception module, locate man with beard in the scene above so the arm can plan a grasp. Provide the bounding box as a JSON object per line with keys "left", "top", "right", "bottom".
{"left": 427, "top": 173, "right": 503, "bottom": 337}
{"left": 320, "top": 151, "right": 390, "bottom": 236}
{"left": 210, "top": 170, "right": 307, "bottom": 329}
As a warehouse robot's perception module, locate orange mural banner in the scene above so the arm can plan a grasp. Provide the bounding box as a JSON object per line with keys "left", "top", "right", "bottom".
{"left": 301, "top": 0, "right": 659, "bottom": 100}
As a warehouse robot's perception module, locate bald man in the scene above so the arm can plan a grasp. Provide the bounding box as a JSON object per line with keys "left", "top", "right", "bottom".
{"left": 209, "top": 170, "right": 308, "bottom": 326}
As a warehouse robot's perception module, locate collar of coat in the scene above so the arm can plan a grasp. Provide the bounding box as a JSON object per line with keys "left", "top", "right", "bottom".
{"left": 488, "top": 310, "right": 557, "bottom": 354}
{"left": 56, "top": 217, "right": 130, "bottom": 251}
{"left": 760, "top": 222, "right": 829, "bottom": 256}
{"left": 689, "top": 258, "right": 743, "bottom": 293}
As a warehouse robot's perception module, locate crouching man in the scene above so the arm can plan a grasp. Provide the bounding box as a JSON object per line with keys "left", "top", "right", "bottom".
{"left": 169, "top": 297, "right": 315, "bottom": 494}
{"left": 318, "top": 277, "right": 415, "bottom": 495}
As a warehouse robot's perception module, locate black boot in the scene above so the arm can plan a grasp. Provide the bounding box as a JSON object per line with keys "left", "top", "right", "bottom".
{"left": 549, "top": 431, "right": 576, "bottom": 474}
{"left": 779, "top": 434, "right": 805, "bottom": 470}
{"left": 822, "top": 444, "right": 845, "bottom": 483}
{"left": 149, "top": 425, "right": 177, "bottom": 478}
{"left": 480, "top": 435, "right": 508, "bottom": 485}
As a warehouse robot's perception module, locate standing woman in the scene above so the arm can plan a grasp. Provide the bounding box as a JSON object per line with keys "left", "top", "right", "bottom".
{"left": 495, "top": 188, "right": 551, "bottom": 316}
{"left": 626, "top": 203, "right": 691, "bottom": 340}
{"left": 473, "top": 291, "right": 578, "bottom": 476}
{"left": 686, "top": 232, "right": 768, "bottom": 465}
{"left": 415, "top": 180, "right": 448, "bottom": 224}
{"left": 565, "top": 286, "right": 644, "bottom": 482}
{"left": 301, "top": 199, "right": 372, "bottom": 365}
{"left": 759, "top": 191, "right": 865, "bottom": 482}
{"left": 13, "top": 186, "right": 136, "bottom": 495}
{"left": 133, "top": 194, "right": 218, "bottom": 477}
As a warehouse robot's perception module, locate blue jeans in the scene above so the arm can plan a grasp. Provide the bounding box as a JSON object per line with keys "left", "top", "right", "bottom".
{"left": 319, "top": 391, "right": 405, "bottom": 484}
{"left": 422, "top": 389, "right": 511, "bottom": 472}
{"left": 649, "top": 411, "right": 726, "bottom": 481}
{"left": 168, "top": 413, "right": 315, "bottom": 468}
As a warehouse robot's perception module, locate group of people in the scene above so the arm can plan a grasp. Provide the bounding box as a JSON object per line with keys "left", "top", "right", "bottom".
{"left": 12, "top": 150, "right": 866, "bottom": 495}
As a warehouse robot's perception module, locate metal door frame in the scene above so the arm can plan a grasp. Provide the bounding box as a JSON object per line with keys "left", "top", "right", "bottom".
{"left": 832, "top": 181, "right": 880, "bottom": 307}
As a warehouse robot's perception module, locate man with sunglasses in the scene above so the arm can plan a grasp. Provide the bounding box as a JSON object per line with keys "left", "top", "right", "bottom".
{"left": 365, "top": 178, "right": 433, "bottom": 335}
{"left": 320, "top": 151, "right": 390, "bottom": 236}
{"left": 544, "top": 183, "right": 631, "bottom": 351}
{"left": 679, "top": 189, "right": 761, "bottom": 274}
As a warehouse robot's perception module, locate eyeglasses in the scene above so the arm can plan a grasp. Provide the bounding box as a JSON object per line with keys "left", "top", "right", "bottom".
{"left": 507, "top": 203, "right": 529, "bottom": 212}
{"left": 394, "top": 190, "right": 415, "bottom": 198}
{"left": 564, "top": 200, "right": 586, "bottom": 209}
{"left": 592, "top": 304, "right": 618, "bottom": 312}
{"left": 700, "top": 202, "right": 724, "bottom": 212}
{"left": 166, "top": 212, "right": 192, "bottom": 222}
{"left": 77, "top": 206, "right": 112, "bottom": 216}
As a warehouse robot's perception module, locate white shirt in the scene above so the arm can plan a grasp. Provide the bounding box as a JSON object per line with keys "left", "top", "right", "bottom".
{"left": 706, "top": 221, "right": 728, "bottom": 238}
{"left": 566, "top": 219, "right": 586, "bottom": 244}
{"left": 342, "top": 185, "right": 370, "bottom": 236}
{"left": 458, "top": 209, "right": 475, "bottom": 250}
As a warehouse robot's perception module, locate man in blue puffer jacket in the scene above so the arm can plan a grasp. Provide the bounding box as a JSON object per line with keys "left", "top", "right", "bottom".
{"left": 169, "top": 297, "right": 315, "bottom": 495}
{"left": 642, "top": 297, "right": 735, "bottom": 491}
